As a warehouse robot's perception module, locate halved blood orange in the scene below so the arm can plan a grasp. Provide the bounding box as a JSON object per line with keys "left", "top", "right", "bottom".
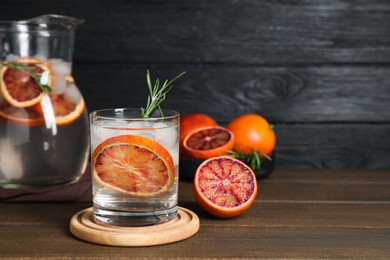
{"left": 49, "top": 94, "right": 85, "bottom": 125}
{"left": 193, "top": 156, "right": 258, "bottom": 218}
{"left": 92, "top": 135, "right": 175, "bottom": 197}
{"left": 0, "top": 58, "right": 53, "bottom": 108}
{"left": 0, "top": 102, "right": 44, "bottom": 126}
{"left": 183, "top": 126, "right": 234, "bottom": 159}
{"left": 179, "top": 113, "right": 218, "bottom": 156}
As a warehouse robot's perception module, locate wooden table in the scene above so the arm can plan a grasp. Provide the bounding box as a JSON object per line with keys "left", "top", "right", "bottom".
{"left": 1, "top": 169, "right": 389, "bottom": 259}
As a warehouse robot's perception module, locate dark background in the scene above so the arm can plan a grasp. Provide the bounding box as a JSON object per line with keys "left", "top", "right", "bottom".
{"left": 2, "top": 0, "right": 390, "bottom": 169}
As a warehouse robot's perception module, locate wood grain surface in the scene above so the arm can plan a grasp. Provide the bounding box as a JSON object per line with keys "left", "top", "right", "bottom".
{"left": 1, "top": 0, "right": 389, "bottom": 168}
{"left": 2, "top": 0, "right": 390, "bottom": 64}
{"left": 0, "top": 169, "right": 389, "bottom": 258}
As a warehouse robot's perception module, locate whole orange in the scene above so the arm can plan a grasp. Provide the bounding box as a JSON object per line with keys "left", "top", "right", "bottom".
{"left": 179, "top": 113, "right": 218, "bottom": 156}
{"left": 226, "top": 114, "right": 275, "bottom": 156}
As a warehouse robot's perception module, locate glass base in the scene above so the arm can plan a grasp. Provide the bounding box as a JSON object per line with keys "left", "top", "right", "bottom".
{"left": 93, "top": 205, "right": 178, "bottom": 227}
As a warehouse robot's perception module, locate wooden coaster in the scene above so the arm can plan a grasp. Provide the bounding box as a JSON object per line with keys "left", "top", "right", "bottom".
{"left": 70, "top": 207, "right": 200, "bottom": 247}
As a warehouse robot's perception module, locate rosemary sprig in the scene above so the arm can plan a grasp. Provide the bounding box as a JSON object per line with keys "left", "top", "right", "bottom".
{"left": 228, "top": 147, "right": 272, "bottom": 171}
{"left": 7, "top": 63, "right": 52, "bottom": 93}
{"left": 141, "top": 70, "right": 186, "bottom": 118}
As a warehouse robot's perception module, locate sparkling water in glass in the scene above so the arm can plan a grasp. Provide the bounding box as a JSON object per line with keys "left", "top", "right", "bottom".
{"left": 90, "top": 108, "right": 179, "bottom": 226}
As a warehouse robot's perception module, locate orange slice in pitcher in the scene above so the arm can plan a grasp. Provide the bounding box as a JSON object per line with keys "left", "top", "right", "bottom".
{"left": 0, "top": 102, "right": 44, "bottom": 126}
{"left": 50, "top": 94, "right": 85, "bottom": 125}
{"left": 92, "top": 135, "right": 175, "bottom": 197}
{"left": 0, "top": 58, "right": 53, "bottom": 108}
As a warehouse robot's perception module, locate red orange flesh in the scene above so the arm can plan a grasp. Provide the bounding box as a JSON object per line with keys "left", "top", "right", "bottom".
{"left": 183, "top": 126, "right": 234, "bottom": 159}
{"left": 193, "top": 156, "right": 257, "bottom": 218}
{"left": 92, "top": 135, "right": 175, "bottom": 197}
{"left": 179, "top": 113, "right": 218, "bottom": 156}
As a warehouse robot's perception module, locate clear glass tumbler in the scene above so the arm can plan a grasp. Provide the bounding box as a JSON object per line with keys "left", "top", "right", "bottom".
{"left": 90, "top": 108, "right": 179, "bottom": 226}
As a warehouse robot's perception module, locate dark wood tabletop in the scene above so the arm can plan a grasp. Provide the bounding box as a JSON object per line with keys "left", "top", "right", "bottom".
{"left": 1, "top": 169, "right": 389, "bottom": 259}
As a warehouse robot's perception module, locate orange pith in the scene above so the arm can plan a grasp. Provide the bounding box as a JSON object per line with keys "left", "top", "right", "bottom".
{"left": 183, "top": 126, "right": 234, "bottom": 159}
{"left": 92, "top": 135, "right": 175, "bottom": 197}
{"left": 0, "top": 58, "right": 53, "bottom": 108}
{"left": 193, "top": 156, "right": 257, "bottom": 218}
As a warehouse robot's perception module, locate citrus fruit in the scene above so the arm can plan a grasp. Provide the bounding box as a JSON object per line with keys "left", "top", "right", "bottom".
{"left": 49, "top": 94, "right": 85, "bottom": 125}
{"left": 227, "top": 114, "right": 275, "bottom": 156}
{"left": 92, "top": 135, "right": 175, "bottom": 197}
{"left": 193, "top": 156, "right": 257, "bottom": 218}
{"left": 0, "top": 58, "right": 53, "bottom": 108}
{"left": 183, "top": 126, "right": 234, "bottom": 160}
{"left": 0, "top": 102, "right": 44, "bottom": 126}
{"left": 179, "top": 113, "right": 218, "bottom": 156}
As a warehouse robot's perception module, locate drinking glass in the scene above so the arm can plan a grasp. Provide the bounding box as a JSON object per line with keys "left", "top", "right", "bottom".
{"left": 90, "top": 108, "right": 179, "bottom": 226}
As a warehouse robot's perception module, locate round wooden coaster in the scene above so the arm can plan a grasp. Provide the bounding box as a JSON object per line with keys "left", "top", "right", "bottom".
{"left": 69, "top": 207, "right": 200, "bottom": 247}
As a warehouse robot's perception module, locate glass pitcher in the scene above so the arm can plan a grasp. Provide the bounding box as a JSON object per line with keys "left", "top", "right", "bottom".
{"left": 0, "top": 15, "right": 89, "bottom": 188}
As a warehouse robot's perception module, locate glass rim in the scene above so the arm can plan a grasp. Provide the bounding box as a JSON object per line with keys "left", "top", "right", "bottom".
{"left": 90, "top": 108, "right": 179, "bottom": 121}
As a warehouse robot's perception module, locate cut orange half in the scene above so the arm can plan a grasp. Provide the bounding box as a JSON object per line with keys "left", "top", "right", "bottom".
{"left": 193, "top": 156, "right": 258, "bottom": 218}
{"left": 50, "top": 94, "right": 85, "bottom": 125}
{"left": 183, "top": 126, "right": 235, "bottom": 159}
{"left": 92, "top": 135, "right": 175, "bottom": 197}
{"left": 0, "top": 58, "right": 53, "bottom": 108}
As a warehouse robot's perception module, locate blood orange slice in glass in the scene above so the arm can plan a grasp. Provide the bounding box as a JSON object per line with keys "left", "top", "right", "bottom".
{"left": 0, "top": 58, "right": 53, "bottom": 108}
{"left": 183, "top": 126, "right": 234, "bottom": 159}
{"left": 92, "top": 135, "right": 175, "bottom": 197}
{"left": 193, "top": 156, "right": 257, "bottom": 218}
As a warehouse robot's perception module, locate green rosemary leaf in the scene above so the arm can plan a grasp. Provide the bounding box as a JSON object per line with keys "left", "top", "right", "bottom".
{"left": 7, "top": 63, "right": 35, "bottom": 71}
{"left": 228, "top": 147, "right": 271, "bottom": 171}
{"left": 141, "top": 70, "right": 186, "bottom": 118}
{"left": 30, "top": 73, "right": 52, "bottom": 93}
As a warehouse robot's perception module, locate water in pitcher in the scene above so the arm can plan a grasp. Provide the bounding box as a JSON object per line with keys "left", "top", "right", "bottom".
{"left": 0, "top": 58, "right": 89, "bottom": 187}
{"left": 0, "top": 15, "right": 89, "bottom": 188}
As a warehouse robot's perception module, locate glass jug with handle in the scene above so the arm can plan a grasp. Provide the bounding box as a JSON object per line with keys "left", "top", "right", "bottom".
{"left": 0, "top": 14, "right": 89, "bottom": 188}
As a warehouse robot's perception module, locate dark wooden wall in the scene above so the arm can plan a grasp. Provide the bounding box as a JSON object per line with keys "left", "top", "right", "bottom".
{"left": 2, "top": 0, "right": 390, "bottom": 169}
